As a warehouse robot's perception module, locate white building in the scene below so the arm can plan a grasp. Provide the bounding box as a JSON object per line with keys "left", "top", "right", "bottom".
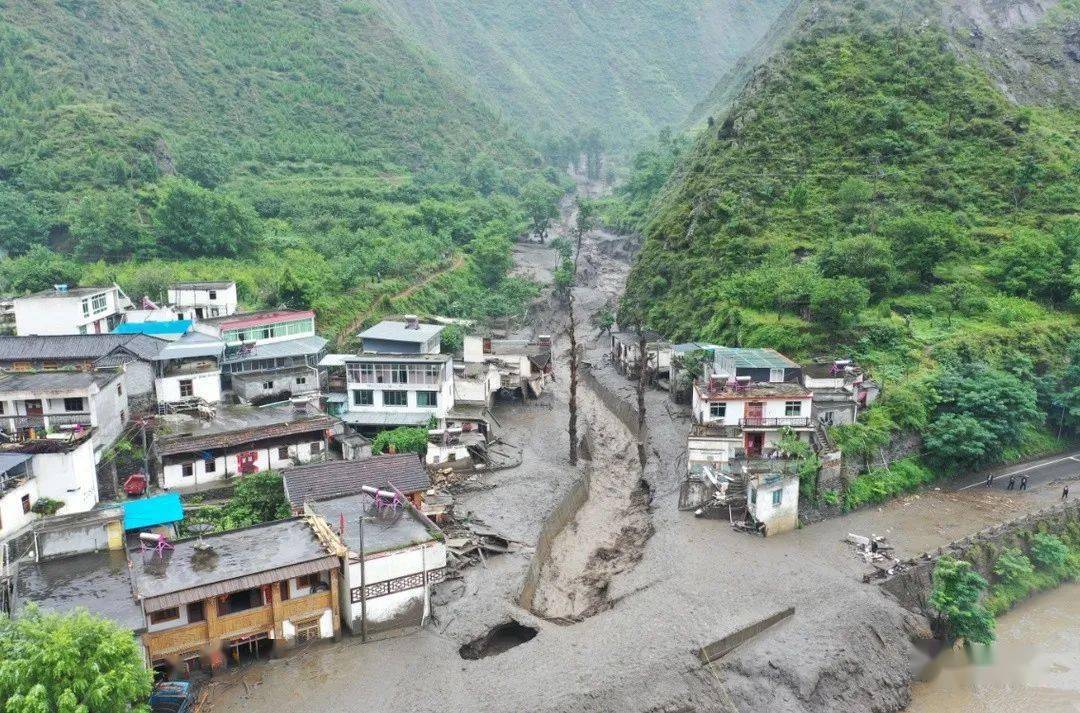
{"left": 14, "top": 284, "right": 131, "bottom": 336}
{"left": 152, "top": 405, "right": 342, "bottom": 490}
{"left": 0, "top": 432, "right": 100, "bottom": 540}
{"left": 308, "top": 494, "right": 446, "bottom": 639}
{"left": 150, "top": 333, "right": 225, "bottom": 407}
{"left": 357, "top": 318, "right": 443, "bottom": 355}
{"left": 0, "top": 370, "right": 130, "bottom": 462}
{"left": 167, "top": 282, "right": 238, "bottom": 320}
{"left": 460, "top": 335, "right": 553, "bottom": 399}
{"left": 326, "top": 353, "right": 454, "bottom": 430}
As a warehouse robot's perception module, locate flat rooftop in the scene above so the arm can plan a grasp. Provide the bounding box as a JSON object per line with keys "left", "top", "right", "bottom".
{"left": 205, "top": 310, "right": 315, "bottom": 330}
{"left": 23, "top": 286, "right": 113, "bottom": 299}
{"left": 308, "top": 494, "right": 436, "bottom": 556}
{"left": 359, "top": 320, "right": 443, "bottom": 344}
{"left": 169, "top": 281, "right": 235, "bottom": 290}
{"left": 130, "top": 518, "right": 337, "bottom": 611}
{"left": 15, "top": 550, "right": 145, "bottom": 632}
{"left": 714, "top": 347, "right": 799, "bottom": 370}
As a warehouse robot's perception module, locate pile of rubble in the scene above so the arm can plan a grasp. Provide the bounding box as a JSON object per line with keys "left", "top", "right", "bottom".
{"left": 845, "top": 533, "right": 904, "bottom": 582}
{"left": 443, "top": 519, "right": 531, "bottom": 572}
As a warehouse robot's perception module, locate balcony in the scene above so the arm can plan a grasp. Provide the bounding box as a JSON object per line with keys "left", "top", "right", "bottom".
{"left": 3, "top": 413, "right": 92, "bottom": 434}
{"left": 143, "top": 621, "right": 210, "bottom": 658}
{"left": 213, "top": 605, "right": 274, "bottom": 639}
{"left": 281, "top": 591, "right": 332, "bottom": 621}
{"left": 739, "top": 417, "right": 811, "bottom": 429}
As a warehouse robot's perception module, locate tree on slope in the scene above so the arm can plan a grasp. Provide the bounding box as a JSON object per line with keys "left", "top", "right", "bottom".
{"left": 520, "top": 180, "right": 560, "bottom": 243}
{"left": 0, "top": 607, "right": 153, "bottom": 712}
{"left": 929, "top": 556, "right": 994, "bottom": 645}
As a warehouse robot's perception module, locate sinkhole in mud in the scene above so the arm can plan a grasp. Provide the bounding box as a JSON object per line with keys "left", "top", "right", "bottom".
{"left": 458, "top": 621, "right": 539, "bottom": 660}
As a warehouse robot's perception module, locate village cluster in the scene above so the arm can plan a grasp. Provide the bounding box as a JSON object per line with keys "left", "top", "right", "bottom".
{"left": 0, "top": 281, "right": 552, "bottom": 679}
{"left": 0, "top": 278, "right": 881, "bottom": 688}
{"left": 609, "top": 331, "right": 878, "bottom": 536}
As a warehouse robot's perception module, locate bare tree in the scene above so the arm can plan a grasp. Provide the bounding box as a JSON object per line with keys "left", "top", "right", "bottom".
{"left": 567, "top": 200, "right": 594, "bottom": 466}
{"left": 636, "top": 325, "right": 648, "bottom": 468}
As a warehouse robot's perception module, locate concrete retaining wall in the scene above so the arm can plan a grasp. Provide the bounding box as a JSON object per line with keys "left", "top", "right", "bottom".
{"left": 518, "top": 423, "right": 595, "bottom": 611}
{"left": 582, "top": 366, "right": 642, "bottom": 439}
{"left": 880, "top": 499, "right": 1080, "bottom": 615}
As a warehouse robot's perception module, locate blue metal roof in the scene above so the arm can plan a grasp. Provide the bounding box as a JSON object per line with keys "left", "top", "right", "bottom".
{"left": 123, "top": 493, "right": 183, "bottom": 531}
{"left": 113, "top": 320, "right": 193, "bottom": 336}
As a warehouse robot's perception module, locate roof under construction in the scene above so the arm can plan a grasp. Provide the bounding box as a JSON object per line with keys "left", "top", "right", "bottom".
{"left": 283, "top": 454, "right": 431, "bottom": 506}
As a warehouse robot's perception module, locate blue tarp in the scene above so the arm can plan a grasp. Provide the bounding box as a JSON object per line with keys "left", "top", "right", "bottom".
{"left": 113, "top": 320, "right": 193, "bottom": 336}
{"left": 123, "top": 493, "right": 184, "bottom": 531}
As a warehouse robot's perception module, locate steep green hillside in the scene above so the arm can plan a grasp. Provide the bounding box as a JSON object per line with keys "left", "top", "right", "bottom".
{"left": 0, "top": 0, "right": 559, "bottom": 338}
{"left": 620, "top": 4, "right": 1079, "bottom": 484}
{"left": 376, "top": 0, "right": 790, "bottom": 151}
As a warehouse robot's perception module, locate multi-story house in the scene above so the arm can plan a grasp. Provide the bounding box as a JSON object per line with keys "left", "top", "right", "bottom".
{"left": 167, "top": 281, "right": 238, "bottom": 320}
{"left": 15, "top": 518, "right": 342, "bottom": 677}
{"left": 688, "top": 347, "right": 812, "bottom": 474}
{"left": 0, "top": 430, "right": 98, "bottom": 539}
{"left": 14, "top": 284, "right": 131, "bottom": 336}
{"left": 0, "top": 370, "right": 130, "bottom": 462}
{"left": 150, "top": 332, "right": 226, "bottom": 407}
{"left": 200, "top": 310, "right": 327, "bottom": 399}
{"left": 323, "top": 319, "right": 454, "bottom": 431}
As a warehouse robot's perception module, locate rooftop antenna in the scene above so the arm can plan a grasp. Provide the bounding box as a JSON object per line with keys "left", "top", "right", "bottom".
{"left": 188, "top": 523, "right": 215, "bottom": 551}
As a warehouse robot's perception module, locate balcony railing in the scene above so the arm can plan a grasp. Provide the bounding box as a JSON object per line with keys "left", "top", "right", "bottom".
{"left": 280, "top": 591, "right": 332, "bottom": 621}
{"left": 213, "top": 605, "right": 274, "bottom": 639}
{"left": 143, "top": 621, "right": 210, "bottom": 659}
{"left": 4, "top": 413, "right": 92, "bottom": 431}
{"left": 739, "top": 417, "right": 811, "bottom": 429}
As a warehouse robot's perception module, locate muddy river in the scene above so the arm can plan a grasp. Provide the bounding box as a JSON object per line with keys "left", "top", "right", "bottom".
{"left": 907, "top": 582, "right": 1080, "bottom": 712}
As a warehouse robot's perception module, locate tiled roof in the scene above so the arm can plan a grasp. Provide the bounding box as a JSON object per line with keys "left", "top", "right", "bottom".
{"left": 154, "top": 412, "right": 338, "bottom": 456}
{"left": 283, "top": 454, "right": 431, "bottom": 506}
{"left": 206, "top": 310, "right": 314, "bottom": 330}
{"left": 0, "top": 334, "right": 167, "bottom": 361}
{"left": 0, "top": 369, "right": 121, "bottom": 393}
{"left": 221, "top": 335, "right": 327, "bottom": 364}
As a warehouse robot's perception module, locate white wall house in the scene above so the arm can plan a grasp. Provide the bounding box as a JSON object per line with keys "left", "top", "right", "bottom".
{"left": 332, "top": 354, "right": 454, "bottom": 429}
{"left": 0, "top": 465, "right": 37, "bottom": 539}
{"left": 309, "top": 495, "right": 447, "bottom": 639}
{"left": 14, "top": 285, "right": 129, "bottom": 336}
{"left": 167, "top": 282, "right": 238, "bottom": 320}
{"left": 150, "top": 332, "right": 225, "bottom": 406}
{"left": 0, "top": 435, "right": 100, "bottom": 539}
{"left": 153, "top": 407, "right": 340, "bottom": 490}
{"left": 0, "top": 370, "right": 131, "bottom": 462}
{"left": 358, "top": 318, "right": 443, "bottom": 355}
{"left": 202, "top": 310, "right": 317, "bottom": 347}
{"left": 691, "top": 383, "right": 813, "bottom": 456}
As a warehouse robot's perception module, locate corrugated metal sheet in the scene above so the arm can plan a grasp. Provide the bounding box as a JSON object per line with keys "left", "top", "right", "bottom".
{"left": 283, "top": 454, "right": 430, "bottom": 506}
{"left": 141, "top": 555, "right": 340, "bottom": 612}
{"left": 154, "top": 414, "right": 339, "bottom": 456}
{"left": 0, "top": 334, "right": 167, "bottom": 361}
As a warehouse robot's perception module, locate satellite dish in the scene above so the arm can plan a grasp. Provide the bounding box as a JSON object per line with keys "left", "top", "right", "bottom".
{"left": 189, "top": 522, "right": 215, "bottom": 550}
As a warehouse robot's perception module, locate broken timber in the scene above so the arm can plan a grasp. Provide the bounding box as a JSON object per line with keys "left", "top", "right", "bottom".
{"left": 696, "top": 606, "right": 795, "bottom": 665}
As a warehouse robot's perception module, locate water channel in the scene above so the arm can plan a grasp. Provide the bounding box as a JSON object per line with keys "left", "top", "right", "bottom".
{"left": 907, "top": 582, "right": 1080, "bottom": 712}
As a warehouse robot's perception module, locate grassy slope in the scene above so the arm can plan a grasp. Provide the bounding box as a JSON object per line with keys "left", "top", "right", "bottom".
{"left": 622, "top": 3, "right": 1078, "bottom": 481}
{"left": 376, "top": 0, "right": 790, "bottom": 149}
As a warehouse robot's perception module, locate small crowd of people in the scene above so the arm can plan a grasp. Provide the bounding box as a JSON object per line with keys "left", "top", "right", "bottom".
{"left": 984, "top": 470, "right": 1071, "bottom": 500}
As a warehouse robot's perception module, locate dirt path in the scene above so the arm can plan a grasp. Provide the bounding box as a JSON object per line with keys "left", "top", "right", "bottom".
{"left": 334, "top": 254, "right": 465, "bottom": 349}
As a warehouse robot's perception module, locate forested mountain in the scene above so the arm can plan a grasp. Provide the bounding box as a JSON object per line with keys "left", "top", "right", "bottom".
{"left": 618, "top": 0, "right": 1079, "bottom": 492}
{"left": 376, "top": 0, "right": 791, "bottom": 151}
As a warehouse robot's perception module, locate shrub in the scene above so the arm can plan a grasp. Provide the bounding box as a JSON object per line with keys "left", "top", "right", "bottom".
{"left": 929, "top": 556, "right": 995, "bottom": 644}
{"left": 1030, "top": 533, "right": 1069, "bottom": 572}
{"left": 993, "top": 548, "right": 1034, "bottom": 584}
{"left": 843, "top": 457, "right": 934, "bottom": 510}
{"left": 371, "top": 426, "right": 428, "bottom": 455}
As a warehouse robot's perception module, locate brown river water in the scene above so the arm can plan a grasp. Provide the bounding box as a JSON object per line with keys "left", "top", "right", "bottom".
{"left": 907, "top": 582, "right": 1080, "bottom": 712}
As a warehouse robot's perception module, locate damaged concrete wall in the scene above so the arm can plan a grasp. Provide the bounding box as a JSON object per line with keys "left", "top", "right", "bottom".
{"left": 582, "top": 366, "right": 641, "bottom": 438}
{"left": 879, "top": 499, "right": 1080, "bottom": 616}
{"left": 517, "top": 423, "right": 596, "bottom": 610}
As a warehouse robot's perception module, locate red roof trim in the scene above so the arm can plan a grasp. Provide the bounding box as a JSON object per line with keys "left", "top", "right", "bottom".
{"left": 218, "top": 310, "right": 315, "bottom": 331}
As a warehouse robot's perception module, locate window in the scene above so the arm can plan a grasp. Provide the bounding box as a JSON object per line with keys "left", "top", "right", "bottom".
{"left": 295, "top": 376, "right": 306, "bottom": 386}
{"left": 296, "top": 573, "right": 319, "bottom": 590}
{"left": 116, "top": 382, "right": 123, "bottom": 396}
{"left": 749, "top": 488, "right": 757, "bottom": 505}
{"left": 11, "top": 362, "right": 31, "bottom": 372}
{"left": 179, "top": 379, "right": 194, "bottom": 398}
{"left": 772, "top": 489, "right": 783, "bottom": 506}
{"left": 262, "top": 380, "right": 274, "bottom": 390}
{"left": 81, "top": 299, "right": 90, "bottom": 317}
{"left": 278, "top": 446, "right": 290, "bottom": 460}
{"left": 416, "top": 391, "right": 438, "bottom": 408}
{"left": 77, "top": 325, "right": 88, "bottom": 335}
{"left": 0, "top": 402, "right": 4, "bottom": 415}
{"left": 186, "top": 602, "right": 205, "bottom": 623}
{"left": 784, "top": 401, "right": 802, "bottom": 416}
{"left": 181, "top": 463, "right": 195, "bottom": 478}
{"left": 205, "top": 458, "right": 217, "bottom": 473}
{"left": 149, "top": 607, "right": 180, "bottom": 625}
{"left": 42, "top": 361, "right": 59, "bottom": 371}
{"left": 90, "top": 293, "right": 108, "bottom": 314}
{"left": 383, "top": 391, "right": 407, "bottom": 407}
{"left": 279, "top": 581, "right": 291, "bottom": 601}
{"left": 21, "top": 494, "right": 31, "bottom": 513}
{"left": 352, "top": 390, "right": 374, "bottom": 406}
{"left": 709, "top": 402, "right": 726, "bottom": 419}
{"left": 296, "top": 622, "right": 320, "bottom": 643}
{"left": 60, "top": 397, "right": 82, "bottom": 413}
{"left": 208, "top": 290, "right": 217, "bottom": 300}
{"left": 310, "top": 441, "right": 322, "bottom": 455}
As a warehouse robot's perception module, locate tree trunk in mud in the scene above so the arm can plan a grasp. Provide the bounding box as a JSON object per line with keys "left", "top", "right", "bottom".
{"left": 636, "top": 327, "right": 648, "bottom": 467}
{"left": 568, "top": 302, "right": 579, "bottom": 466}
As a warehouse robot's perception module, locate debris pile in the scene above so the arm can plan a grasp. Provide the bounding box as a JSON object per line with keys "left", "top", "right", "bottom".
{"left": 442, "top": 519, "right": 531, "bottom": 572}
{"left": 845, "top": 533, "right": 904, "bottom": 581}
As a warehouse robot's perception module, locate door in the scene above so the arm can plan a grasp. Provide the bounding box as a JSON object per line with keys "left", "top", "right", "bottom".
{"left": 24, "top": 399, "right": 43, "bottom": 416}
{"left": 745, "top": 401, "right": 764, "bottom": 425}
{"left": 744, "top": 432, "right": 764, "bottom": 456}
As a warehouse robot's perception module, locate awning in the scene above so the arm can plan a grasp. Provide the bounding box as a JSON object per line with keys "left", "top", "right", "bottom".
{"left": 123, "top": 493, "right": 184, "bottom": 531}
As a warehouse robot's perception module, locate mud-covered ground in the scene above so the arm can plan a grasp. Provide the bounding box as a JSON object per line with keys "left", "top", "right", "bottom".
{"left": 207, "top": 180, "right": 1077, "bottom": 713}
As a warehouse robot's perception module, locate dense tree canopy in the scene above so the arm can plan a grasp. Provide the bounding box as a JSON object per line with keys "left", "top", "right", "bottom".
{"left": 0, "top": 607, "right": 153, "bottom": 712}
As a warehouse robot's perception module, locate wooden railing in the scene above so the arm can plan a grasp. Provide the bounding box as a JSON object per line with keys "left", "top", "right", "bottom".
{"left": 213, "top": 606, "right": 274, "bottom": 638}
{"left": 281, "top": 591, "right": 332, "bottom": 621}
{"left": 144, "top": 622, "right": 210, "bottom": 658}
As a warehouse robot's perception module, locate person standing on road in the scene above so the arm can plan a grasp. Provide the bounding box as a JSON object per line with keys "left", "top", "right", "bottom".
{"left": 1064, "top": 485, "right": 1070, "bottom": 500}
{"left": 985, "top": 472, "right": 993, "bottom": 488}
{"left": 1020, "top": 475, "right": 1028, "bottom": 491}
{"left": 1007, "top": 474, "right": 1016, "bottom": 490}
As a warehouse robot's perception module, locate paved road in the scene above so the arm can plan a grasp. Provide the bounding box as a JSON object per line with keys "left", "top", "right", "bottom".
{"left": 952, "top": 449, "right": 1080, "bottom": 492}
